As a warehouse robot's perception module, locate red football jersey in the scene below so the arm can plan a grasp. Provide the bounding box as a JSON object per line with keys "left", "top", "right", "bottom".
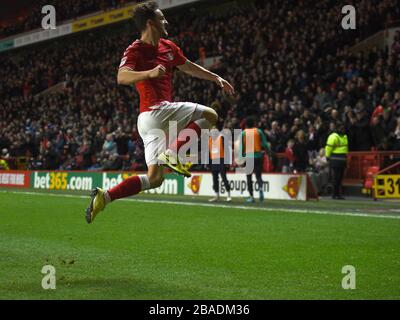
{"left": 119, "top": 38, "right": 187, "bottom": 113}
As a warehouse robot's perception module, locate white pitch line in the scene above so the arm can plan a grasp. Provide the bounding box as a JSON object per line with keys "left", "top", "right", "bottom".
{"left": 1, "top": 190, "right": 400, "bottom": 220}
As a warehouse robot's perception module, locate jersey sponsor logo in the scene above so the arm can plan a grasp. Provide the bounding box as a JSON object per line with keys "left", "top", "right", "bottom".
{"left": 119, "top": 57, "right": 127, "bottom": 67}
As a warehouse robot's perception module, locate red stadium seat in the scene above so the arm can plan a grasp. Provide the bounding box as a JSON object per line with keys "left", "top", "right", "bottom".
{"left": 364, "top": 166, "right": 380, "bottom": 190}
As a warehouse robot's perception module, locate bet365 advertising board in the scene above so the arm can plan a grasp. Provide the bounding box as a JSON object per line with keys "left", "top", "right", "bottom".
{"left": 0, "top": 171, "right": 183, "bottom": 195}
{"left": 1, "top": 171, "right": 315, "bottom": 200}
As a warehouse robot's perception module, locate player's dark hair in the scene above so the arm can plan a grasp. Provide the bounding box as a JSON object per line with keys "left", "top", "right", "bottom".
{"left": 246, "top": 116, "right": 256, "bottom": 128}
{"left": 216, "top": 120, "right": 223, "bottom": 131}
{"left": 132, "top": 1, "right": 159, "bottom": 32}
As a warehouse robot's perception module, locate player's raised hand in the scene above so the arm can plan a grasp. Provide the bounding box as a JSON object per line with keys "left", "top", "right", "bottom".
{"left": 148, "top": 64, "right": 166, "bottom": 79}
{"left": 216, "top": 76, "right": 235, "bottom": 96}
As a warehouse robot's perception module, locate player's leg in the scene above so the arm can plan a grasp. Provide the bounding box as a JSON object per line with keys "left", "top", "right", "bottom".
{"left": 255, "top": 157, "right": 264, "bottom": 202}
{"left": 209, "top": 164, "right": 220, "bottom": 202}
{"left": 169, "top": 105, "right": 218, "bottom": 153}
{"left": 147, "top": 164, "right": 165, "bottom": 188}
{"left": 85, "top": 112, "right": 166, "bottom": 223}
{"left": 200, "top": 107, "right": 218, "bottom": 126}
{"left": 85, "top": 165, "right": 164, "bottom": 224}
{"left": 85, "top": 172, "right": 151, "bottom": 224}
{"left": 246, "top": 173, "right": 255, "bottom": 203}
{"left": 159, "top": 103, "right": 218, "bottom": 176}
{"left": 220, "top": 164, "right": 232, "bottom": 202}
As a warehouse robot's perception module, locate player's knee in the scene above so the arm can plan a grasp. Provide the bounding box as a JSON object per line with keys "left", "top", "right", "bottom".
{"left": 204, "top": 108, "right": 218, "bottom": 125}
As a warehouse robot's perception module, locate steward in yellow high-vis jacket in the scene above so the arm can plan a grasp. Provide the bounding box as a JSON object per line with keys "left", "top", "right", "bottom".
{"left": 325, "top": 122, "right": 348, "bottom": 200}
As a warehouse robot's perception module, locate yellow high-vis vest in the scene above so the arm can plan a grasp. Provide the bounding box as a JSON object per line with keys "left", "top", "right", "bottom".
{"left": 325, "top": 132, "right": 348, "bottom": 158}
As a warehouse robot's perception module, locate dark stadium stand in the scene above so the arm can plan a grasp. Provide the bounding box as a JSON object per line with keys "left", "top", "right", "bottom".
{"left": 0, "top": 0, "right": 399, "bottom": 176}
{"left": 0, "top": 0, "right": 141, "bottom": 39}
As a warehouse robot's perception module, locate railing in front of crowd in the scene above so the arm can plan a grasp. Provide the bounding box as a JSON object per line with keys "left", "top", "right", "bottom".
{"left": 274, "top": 151, "right": 400, "bottom": 184}
{"left": 344, "top": 151, "right": 400, "bottom": 183}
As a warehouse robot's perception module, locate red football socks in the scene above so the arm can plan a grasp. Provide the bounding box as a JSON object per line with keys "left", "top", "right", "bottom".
{"left": 170, "top": 121, "right": 203, "bottom": 153}
{"left": 107, "top": 175, "right": 142, "bottom": 201}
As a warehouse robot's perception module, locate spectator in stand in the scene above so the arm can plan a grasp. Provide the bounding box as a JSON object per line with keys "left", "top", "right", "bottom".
{"left": 350, "top": 107, "right": 373, "bottom": 151}
{"left": 307, "top": 125, "right": 320, "bottom": 154}
{"left": 283, "top": 139, "right": 295, "bottom": 173}
{"left": 1, "top": 148, "right": 10, "bottom": 159}
{"left": 42, "top": 141, "right": 59, "bottom": 170}
{"left": 114, "top": 128, "right": 130, "bottom": 156}
{"left": 102, "top": 134, "right": 118, "bottom": 156}
{"left": 309, "top": 148, "right": 329, "bottom": 195}
{"left": 266, "top": 121, "right": 280, "bottom": 152}
{"left": 77, "top": 140, "right": 93, "bottom": 169}
{"left": 293, "top": 130, "right": 309, "bottom": 173}
{"left": 371, "top": 115, "right": 389, "bottom": 150}
{"left": 88, "top": 157, "right": 103, "bottom": 171}
{"left": 391, "top": 117, "right": 400, "bottom": 150}
{"left": 103, "top": 153, "right": 122, "bottom": 171}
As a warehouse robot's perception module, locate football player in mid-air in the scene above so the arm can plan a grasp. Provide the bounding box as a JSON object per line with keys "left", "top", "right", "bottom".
{"left": 86, "top": 1, "right": 235, "bottom": 223}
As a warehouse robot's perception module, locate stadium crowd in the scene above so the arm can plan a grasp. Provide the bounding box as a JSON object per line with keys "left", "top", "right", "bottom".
{"left": 0, "top": 0, "right": 144, "bottom": 39}
{"left": 0, "top": 0, "right": 400, "bottom": 172}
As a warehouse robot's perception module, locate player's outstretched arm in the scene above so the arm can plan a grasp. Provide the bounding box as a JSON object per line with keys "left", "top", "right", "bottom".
{"left": 177, "top": 60, "right": 235, "bottom": 95}
{"left": 117, "top": 65, "right": 166, "bottom": 85}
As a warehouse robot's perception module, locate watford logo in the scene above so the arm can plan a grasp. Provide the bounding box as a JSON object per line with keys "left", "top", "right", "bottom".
{"left": 283, "top": 176, "right": 302, "bottom": 199}
{"left": 188, "top": 175, "right": 202, "bottom": 194}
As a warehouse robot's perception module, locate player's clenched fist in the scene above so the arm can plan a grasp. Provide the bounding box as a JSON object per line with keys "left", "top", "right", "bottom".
{"left": 148, "top": 64, "right": 166, "bottom": 79}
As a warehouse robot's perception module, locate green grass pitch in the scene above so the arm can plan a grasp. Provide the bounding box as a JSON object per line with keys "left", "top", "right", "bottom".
{"left": 1, "top": 190, "right": 400, "bottom": 299}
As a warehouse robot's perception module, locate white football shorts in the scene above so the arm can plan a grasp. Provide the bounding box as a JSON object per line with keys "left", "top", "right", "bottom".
{"left": 137, "top": 101, "right": 208, "bottom": 165}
